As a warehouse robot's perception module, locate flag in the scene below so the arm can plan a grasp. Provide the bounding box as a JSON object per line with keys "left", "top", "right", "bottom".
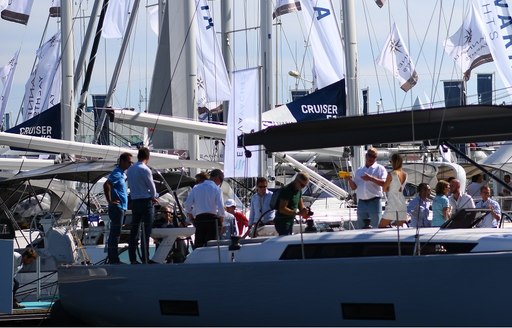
{"left": 1, "top": 0, "right": 34, "bottom": 25}
{"left": 49, "top": 0, "right": 60, "bottom": 17}
{"left": 273, "top": 0, "right": 301, "bottom": 19}
{"left": 300, "top": 0, "right": 345, "bottom": 89}
{"left": 195, "top": 0, "right": 231, "bottom": 106}
{"left": 375, "top": 0, "right": 386, "bottom": 8}
{"left": 444, "top": 4, "right": 492, "bottom": 81}
{"left": 0, "top": 50, "right": 19, "bottom": 129}
{"left": 376, "top": 22, "right": 418, "bottom": 92}
{"left": 102, "top": 0, "right": 131, "bottom": 39}
{"left": 262, "top": 79, "right": 346, "bottom": 128}
{"left": 473, "top": 0, "right": 512, "bottom": 98}
{"left": 148, "top": 5, "right": 159, "bottom": 37}
{"left": 22, "top": 31, "right": 61, "bottom": 121}
{"left": 224, "top": 68, "right": 259, "bottom": 178}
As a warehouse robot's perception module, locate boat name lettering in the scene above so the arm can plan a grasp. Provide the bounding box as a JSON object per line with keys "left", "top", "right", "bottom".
{"left": 19, "top": 126, "right": 53, "bottom": 137}
{"left": 301, "top": 104, "right": 338, "bottom": 115}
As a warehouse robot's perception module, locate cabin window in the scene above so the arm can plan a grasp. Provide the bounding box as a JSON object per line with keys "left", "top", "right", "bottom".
{"left": 159, "top": 300, "right": 199, "bottom": 316}
{"left": 342, "top": 303, "right": 395, "bottom": 320}
{"left": 279, "top": 242, "right": 477, "bottom": 260}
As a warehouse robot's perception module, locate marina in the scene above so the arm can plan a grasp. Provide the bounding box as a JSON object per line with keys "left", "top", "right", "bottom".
{"left": 3, "top": 0, "right": 512, "bottom": 326}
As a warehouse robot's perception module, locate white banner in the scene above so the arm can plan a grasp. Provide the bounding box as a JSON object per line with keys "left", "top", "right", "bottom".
{"left": 474, "top": 0, "right": 512, "bottom": 97}
{"left": 273, "top": 0, "right": 301, "bottom": 19}
{"left": 195, "top": 0, "right": 231, "bottom": 106}
{"left": 1, "top": 0, "right": 33, "bottom": 25}
{"left": 148, "top": 5, "right": 159, "bottom": 36}
{"left": 0, "top": 50, "right": 19, "bottom": 128}
{"left": 300, "top": 0, "right": 345, "bottom": 89}
{"left": 444, "top": 4, "right": 492, "bottom": 81}
{"left": 102, "top": 0, "right": 131, "bottom": 39}
{"left": 376, "top": 22, "right": 418, "bottom": 92}
{"left": 224, "top": 68, "right": 260, "bottom": 178}
{"left": 22, "top": 31, "right": 61, "bottom": 121}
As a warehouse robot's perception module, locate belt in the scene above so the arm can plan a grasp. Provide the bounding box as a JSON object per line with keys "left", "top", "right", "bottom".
{"left": 359, "top": 196, "right": 381, "bottom": 202}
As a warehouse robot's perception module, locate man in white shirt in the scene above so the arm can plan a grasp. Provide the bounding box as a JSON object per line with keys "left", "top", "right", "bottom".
{"left": 184, "top": 169, "right": 225, "bottom": 248}
{"left": 345, "top": 148, "right": 387, "bottom": 229}
{"left": 476, "top": 186, "right": 501, "bottom": 228}
{"left": 449, "top": 178, "right": 475, "bottom": 218}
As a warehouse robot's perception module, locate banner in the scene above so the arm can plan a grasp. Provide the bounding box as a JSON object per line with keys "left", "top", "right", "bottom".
{"left": 300, "top": 0, "right": 345, "bottom": 89}
{"left": 0, "top": 50, "right": 19, "bottom": 129}
{"left": 6, "top": 103, "right": 61, "bottom": 142}
{"left": 262, "top": 79, "right": 345, "bottom": 127}
{"left": 376, "top": 22, "right": 418, "bottom": 92}
{"left": 195, "top": 0, "right": 231, "bottom": 107}
{"left": 102, "top": 0, "right": 131, "bottom": 39}
{"left": 273, "top": 0, "right": 301, "bottom": 19}
{"left": 50, "top": 0, "right": 60, "bottom": 17}
{"left": 473, "top": 0, "right": 512, "bottom": 98}
{"left": 224, "top": 68, "right": 259, "bottom": 178}
{"left": 1, "top": 0, "right": 33, "bottom": 25}
{"left": 444, "top": 4, "right": 492, "bottom": 81}
{"left": 22, "top": 31, "right": 61, "bottom": 121}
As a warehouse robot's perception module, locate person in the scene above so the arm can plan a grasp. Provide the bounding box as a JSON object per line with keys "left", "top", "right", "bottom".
{"left": 466, "top": 174, "right": 484, "bottom": 201}
{"left": 476, "top": 186, "right": 501, "bottom": 228}
{"left": 103, "top": 152, "right": 133, "bottom": 264}
{"left": 499, "top": 174, "right": 512, "bottom": 212}
{"left": 246, "top": 177, "right": 275, "bottom": 237}
{"left": 126, "top": 147, "right": 159, "bottom": 264}
{"left": 221, "top": 200, "right": 239, "bottom": 240}
{"left": 195, "top": 171, "right": 209, "bottom": 184}
{"left": 153, "top": 204, "right": 175, "bottom": 228}
{"left": 448, "top": 178, "right": 475, "bottom": 218}
{"left": 274, "top": 172, "right": 311, "bottom": 235}
{"left": 432, "top": 180, "right": 451, "bottom": 227}
{"left": 12, "top": 248, "right": 37, "bottom": 309}
{"left": 407, "top": 183, "right": 431, "bottom": 228}
{"left": 345, "top": 147, "right": 387, "bottom": 229}
{"left": 184, "top": 169, "right": 225, "bottom": 247}
{"left": 224, "top": 198, "right": 249, "bottom": 236}
{"left": 379, "top": 153, "right": 408, "bottom": 228}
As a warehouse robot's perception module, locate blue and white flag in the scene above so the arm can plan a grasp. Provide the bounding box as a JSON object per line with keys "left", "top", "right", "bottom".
{"left": 0, "top": 50, "right": 19, "bottom": 129}
{"left": 444, "top": 4, "right": 492, "bottom": 81}
{"left": 262, "top": 79, "right": 345, "bottom": 127}
{"left": 300, "top": 0, "right": 345, "bottom": 89}
{"left": 195, "top": 0, "right": 231, "bottom": 107}
{"left": 473, "top": 0, "right": 512, "bottom": 98}
{"left": 22, "top": 31, "right": 61, "bottom": 121}
{"left": 224, "top": 68, "right": 259, "bottom": 178}
{"left": 376, "top": 22, "right": 418, "bottom": 92}
{"left": 1, "top": 0, "right": 33, "bottom": 25}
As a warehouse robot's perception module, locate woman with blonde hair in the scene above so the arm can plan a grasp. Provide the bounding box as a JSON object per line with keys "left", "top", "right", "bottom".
{"left": 379, "top": 153, "right": 408, "bottom": 228}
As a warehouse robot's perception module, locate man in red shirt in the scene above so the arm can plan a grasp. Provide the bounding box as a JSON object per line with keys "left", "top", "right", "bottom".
{"left": 225, "top": 199, "right": 249, "bottom": 236}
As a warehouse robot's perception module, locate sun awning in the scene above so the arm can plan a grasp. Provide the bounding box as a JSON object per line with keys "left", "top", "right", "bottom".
{"left": 238, "top": 105, "right": 512, "bottom": 152}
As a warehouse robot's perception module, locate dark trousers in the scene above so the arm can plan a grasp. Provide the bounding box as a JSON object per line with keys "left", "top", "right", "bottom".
{"left": 129, "top": 198, "right": 154, "bottom": 263}
{"left": 107, "top": 205, "right": 124, "bottom": 264}
{"left": 194, "top": 213, "right": 221, "bottom": 248}
{"left": 274, "top": 217, "right": 294, "bottom": 235}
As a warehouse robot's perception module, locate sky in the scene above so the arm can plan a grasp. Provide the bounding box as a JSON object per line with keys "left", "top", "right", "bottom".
{"left": 0, "top": 0, "right": 509, "bottom": 128}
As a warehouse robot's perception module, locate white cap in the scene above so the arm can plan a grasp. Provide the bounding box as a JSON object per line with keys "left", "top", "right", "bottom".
{"left": 225, "top": 199, "right": 236, "bottom": 207}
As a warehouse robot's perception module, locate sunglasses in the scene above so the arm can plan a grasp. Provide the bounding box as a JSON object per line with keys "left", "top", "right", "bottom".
{"left": 257, "top": 185, "right": 267, "bottom": 188}
{"left": 367, "top": 154, "right": 377, "bottom": 159}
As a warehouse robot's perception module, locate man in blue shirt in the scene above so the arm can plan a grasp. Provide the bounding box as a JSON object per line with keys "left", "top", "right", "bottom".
{"left": 407, "top": 183, "right": 431, "bottom": 228}
{"left": 103, "top": 152, "right": 133, "bottom": 264}
{"left": 126, "top": 147, "right": 159, "bottom": 264}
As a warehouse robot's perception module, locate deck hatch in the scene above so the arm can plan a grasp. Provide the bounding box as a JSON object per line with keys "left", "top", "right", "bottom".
{"left": 341, "top": 303, "right": 395, "bottom": 320}
{"left": 159, "top": 300, "right": 199, "bottom": 316}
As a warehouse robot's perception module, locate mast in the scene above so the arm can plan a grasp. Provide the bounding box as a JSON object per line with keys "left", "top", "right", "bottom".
{"left": 221, "top": 0, "right": 232, "bottom": 123}
{"left": 260, "top": 0, "right": 273, "bottom": 179}
{"left": 342, "top": 0, "right": 363, "bottom": 170}
{"left": 61, "top": 0, "right": 75, "bottom": 144}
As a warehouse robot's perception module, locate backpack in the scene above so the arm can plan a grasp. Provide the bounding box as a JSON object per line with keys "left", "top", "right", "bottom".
{"left": 269, "top": 188, "right": 283, "bottom": 210}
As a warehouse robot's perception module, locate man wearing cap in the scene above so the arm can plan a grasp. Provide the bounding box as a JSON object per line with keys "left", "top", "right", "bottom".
{"left": 225, "top": 199, "right": 249, "bottom": 237}
{"left": 184, "top": 169, "right": 225, "bottom": 248}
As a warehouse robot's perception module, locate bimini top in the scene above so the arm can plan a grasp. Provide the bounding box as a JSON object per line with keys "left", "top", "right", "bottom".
{"left": 238, "top": 105, "right": 512, "bottom": 152}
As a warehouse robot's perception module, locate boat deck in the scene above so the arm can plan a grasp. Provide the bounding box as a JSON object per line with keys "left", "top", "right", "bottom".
{"left": 0, "top": 301, "right": 52, "bottom": 326}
